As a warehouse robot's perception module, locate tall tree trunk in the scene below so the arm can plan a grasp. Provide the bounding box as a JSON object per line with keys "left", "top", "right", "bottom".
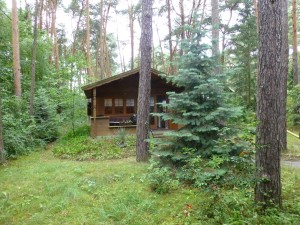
{"left": 253, "top": 0, "right": 258, "bottom": 33}
{"left": 98, "top": 0, "right": 111, "bottom": 78}
{"left": 12, "top": 0, "right": 22, "bottom": 99}
{"left": 128, "top": 3, "right": 135, "bottom": 70}
{"left": 279, "top": 0, "right": 289, "bottom": 152}
{"left": 45, "top": 0, "right": 49, "bottom": 32}
{"left": 29, "top": 0, "right": 39, "bottom": 116}
{"left": 247, "top": 48, "right": 252, "bottom": 108}
{"left": 166, "top": 0, "right": 174, "bottom": 75}
{"left": 99, "top": 0, "right": 105, "bottom": 79}
{"left": 86, "top": 0, "right": 93, "bottom": 78}
{"left": 179, "top": 0, "right": 185, "bottom": 56}
{"left": 255, "top": 0, "right": 288, "bottom": 209}
{"left": 51, "top": 0, "right": 59, "bottom": 69}
{"left": 39, "top": 0, "right": 44, "bottom": 29}
{"left": 136, "top": 0, "right": 153, "bottom": 162}
{"left": 200, "top": 0, "right": 206, "bottom": 24}
{"left": 72, "top": 0, "right": 84, "bottom": 55}
{"left": 211, "top": 0, "right": 220, "bottom": 73}
{"left": 116, "top": 16, "right": 125, "bottom": 72}
{"left": 292, "top": 0, "right": 298, "bottom": 86}
{"left": 156, "top": 23, "right": 166, "bottom": 73}
{"left": 0, "top": 85, "right": 5, "bottom": 165}
{"left": 104, "top": 39, "right": 111, "bottom": 77}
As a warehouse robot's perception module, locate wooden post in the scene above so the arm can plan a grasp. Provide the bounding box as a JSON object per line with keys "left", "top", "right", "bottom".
{"left": 93, "top": 88, "right": 97, "bottom": 137}
{"left": 154, "top": 95, "right": 157, "bottom": 128}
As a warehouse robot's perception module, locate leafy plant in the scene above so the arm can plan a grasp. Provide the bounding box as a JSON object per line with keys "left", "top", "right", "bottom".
{"left": 52, "top": 125, "right": 136, "bottom": 160}
{"left": 147, "top": 160, "right": 179, "bottom": 194}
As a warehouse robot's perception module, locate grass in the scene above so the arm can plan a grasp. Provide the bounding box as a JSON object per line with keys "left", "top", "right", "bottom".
{"left": 283, "top": 133, "right": 300, "bottom": 159}
{"left": 1, "top": 126, "right": 300, "bottom": 224}
{"left": 1, "top": 147, "right": 300, "bottom": 224}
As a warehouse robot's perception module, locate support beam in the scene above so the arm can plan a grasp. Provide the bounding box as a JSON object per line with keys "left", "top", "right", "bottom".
{"left": 93, "top": 88, "right": 97, "bottom": 137}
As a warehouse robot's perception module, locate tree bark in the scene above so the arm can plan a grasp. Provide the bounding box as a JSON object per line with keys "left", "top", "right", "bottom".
{"left": 86, "top": 0, "right": 94, "bottom": 78}
{"left": 279, "top": 0, "right": 289, "bottom": 152}
{"left": 136, "top": 0, "right": 153, "bottom": 162}
{"left": 128, "top": 3, "right": 135, "bottom": 70}
{"left": 253, "top": 0, "right": 259, "bottom": 33}
{"left": 29, "top": 0, "right": 39, "bottom": 116}
{"left": 156, "top": 23, "right": 166, "bottom": 73}
{"left": 255, "top": 0, "right": 288, "bottom": 209}
{"left": 166, "top": 0, "right": 174, "bottom": 75}
{"left": 116, "top": 16, "right": 125, "bottom": 72}
{"left": 39, "top": 0, "right": 44, "bottom": 29}
{"left": 99, "top": 0, "right": 104, "bottom": 79}
{"left": 12, "top": 0, "right": 22, "bottom": 99}
{"left": 211, "top": 0, "right": 220, "bottom": 73}
{"left": 292, "top": 0, "right": 298, "bottom": 86}
{"left": 179, "top": 0, "right": 185, "bottom": 56}
{"left": 99, "top": 0, "right": 111, "bottom": 78}
{"left": 0, "top": 85, "right": 5, "bottom": 165}
{"left": 71, "top": 0, "right": 84, "bottom": 55}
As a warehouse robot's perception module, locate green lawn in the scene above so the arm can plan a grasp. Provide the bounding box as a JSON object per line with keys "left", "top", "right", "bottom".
{"left": 284, "top": 133, "right": 300, "bottom": 159}
{"left": 1, "top": 143, "right": 300, "bottom": 224}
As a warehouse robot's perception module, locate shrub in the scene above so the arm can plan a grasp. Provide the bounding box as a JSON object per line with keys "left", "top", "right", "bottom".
{"left": 53, "top": 126, "right": 136, "bottom": 161}
{"left": 287, "top": 84, "right": 300, "bottom": 127}
{"left": 147, "top": 160, "right": 179, "bottom": 194}
{"left": 2, "top": 98, "right": 43, "bottom": 157}
{"left": 32, "top": 89, "right": 59, "bottom": 143}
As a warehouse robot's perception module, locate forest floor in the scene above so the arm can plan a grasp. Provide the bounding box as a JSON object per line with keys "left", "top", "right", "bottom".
{"left": 0, "top": 134, "right": 300, "bottom": 224}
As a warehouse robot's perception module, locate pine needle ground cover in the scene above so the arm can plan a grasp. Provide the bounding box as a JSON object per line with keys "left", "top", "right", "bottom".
{"left": 1, "top": 147, "right": 300, "bottom": 224}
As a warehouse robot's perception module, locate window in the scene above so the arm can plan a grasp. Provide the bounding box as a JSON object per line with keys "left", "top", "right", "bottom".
{"left": 115, "top": 98, "right": 124, "bottom": 114}
{"left": 104, "top": 99, "right": 112, "bottom": 114}
{"left": 126, "top": 98, "right": 135, "bottom": 114}
{"left": 150, "top": 97, "right": 155, "bottom": 125}
{"left": 87, "top": 98, "right": 92, "bottom": 116}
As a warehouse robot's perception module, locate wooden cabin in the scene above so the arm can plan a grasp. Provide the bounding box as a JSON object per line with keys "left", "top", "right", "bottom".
{"left": 81, "top": 68, "right": 180, "bottom": 137}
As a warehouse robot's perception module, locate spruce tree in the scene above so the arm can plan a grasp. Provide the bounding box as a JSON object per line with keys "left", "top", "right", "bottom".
{"left": 154, "top": 29, "right": 241, "bottom": 167}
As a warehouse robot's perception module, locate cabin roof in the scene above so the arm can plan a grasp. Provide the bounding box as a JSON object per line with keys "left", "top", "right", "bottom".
{"left": 81, "top": 68, "right": 163, "bottom": 92}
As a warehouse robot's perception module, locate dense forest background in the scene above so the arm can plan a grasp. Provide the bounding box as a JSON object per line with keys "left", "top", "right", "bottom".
{"left": 0, "top": 0, "right": 299, "bottom": 162}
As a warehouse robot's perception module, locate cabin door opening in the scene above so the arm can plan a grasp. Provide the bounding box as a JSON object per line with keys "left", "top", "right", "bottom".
{"left": 157, "top": 95, "right": 168, "bottom": 129}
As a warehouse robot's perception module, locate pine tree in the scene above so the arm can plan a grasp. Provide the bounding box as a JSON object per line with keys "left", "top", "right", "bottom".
{"left": 136, "top": 0, "right": 153, "bottom": 162}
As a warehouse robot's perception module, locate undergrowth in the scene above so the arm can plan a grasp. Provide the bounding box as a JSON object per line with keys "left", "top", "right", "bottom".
{"left": 52, "top": 125, "right": 136, "bottom": 160}
{"left": 0, "top": 150, "right": 300, "bottom": 224}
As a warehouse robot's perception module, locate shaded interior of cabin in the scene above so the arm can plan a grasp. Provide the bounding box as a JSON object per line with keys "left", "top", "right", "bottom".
{"left": 82, "top": 69, "right": 179, "bottom": 137}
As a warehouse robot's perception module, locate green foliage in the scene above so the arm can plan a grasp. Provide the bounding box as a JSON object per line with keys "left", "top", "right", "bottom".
{"left": 147, "top": 160, "right": 179, "bottom": 194}
{"left": 1, "top": 150, "right": 300, "bottom": 224}
{"left": 115, "top": 128, "right": 127, "bottom": 147}
{"left": 226, "top": 0, "right": 258, "bottom": 109}
{"left": 2, "top": 98, "right": 41, "bottom": 157}
{"left": 150, "top": 25, "right": 254, "bottom": 190}
{"left": 33, "top": 89, "right": 59, "bottom": 143}
{"left": 287, "top": 84, "right": 300, "bottom": 127}
{"left": 53, "top": 125, "right": 136, "bottom": 160}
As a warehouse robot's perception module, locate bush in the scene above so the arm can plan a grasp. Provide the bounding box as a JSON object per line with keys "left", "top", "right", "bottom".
{"left": 147, "top": 160, "right": 180, "bottom": 194}
{"left": 32, "top": 89, "right": 59, "bottom": 143}
{"left": 53, "top": 126, "right": 136, "bottom": 161}
{"left": 2, "top": 98, "right": 43, "bottom": 157}
{"left": 287, "top": 85, "right": 300, "bottom": 127}
{"left": 1, "top": 88, "right": 61, "bottom": 158}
